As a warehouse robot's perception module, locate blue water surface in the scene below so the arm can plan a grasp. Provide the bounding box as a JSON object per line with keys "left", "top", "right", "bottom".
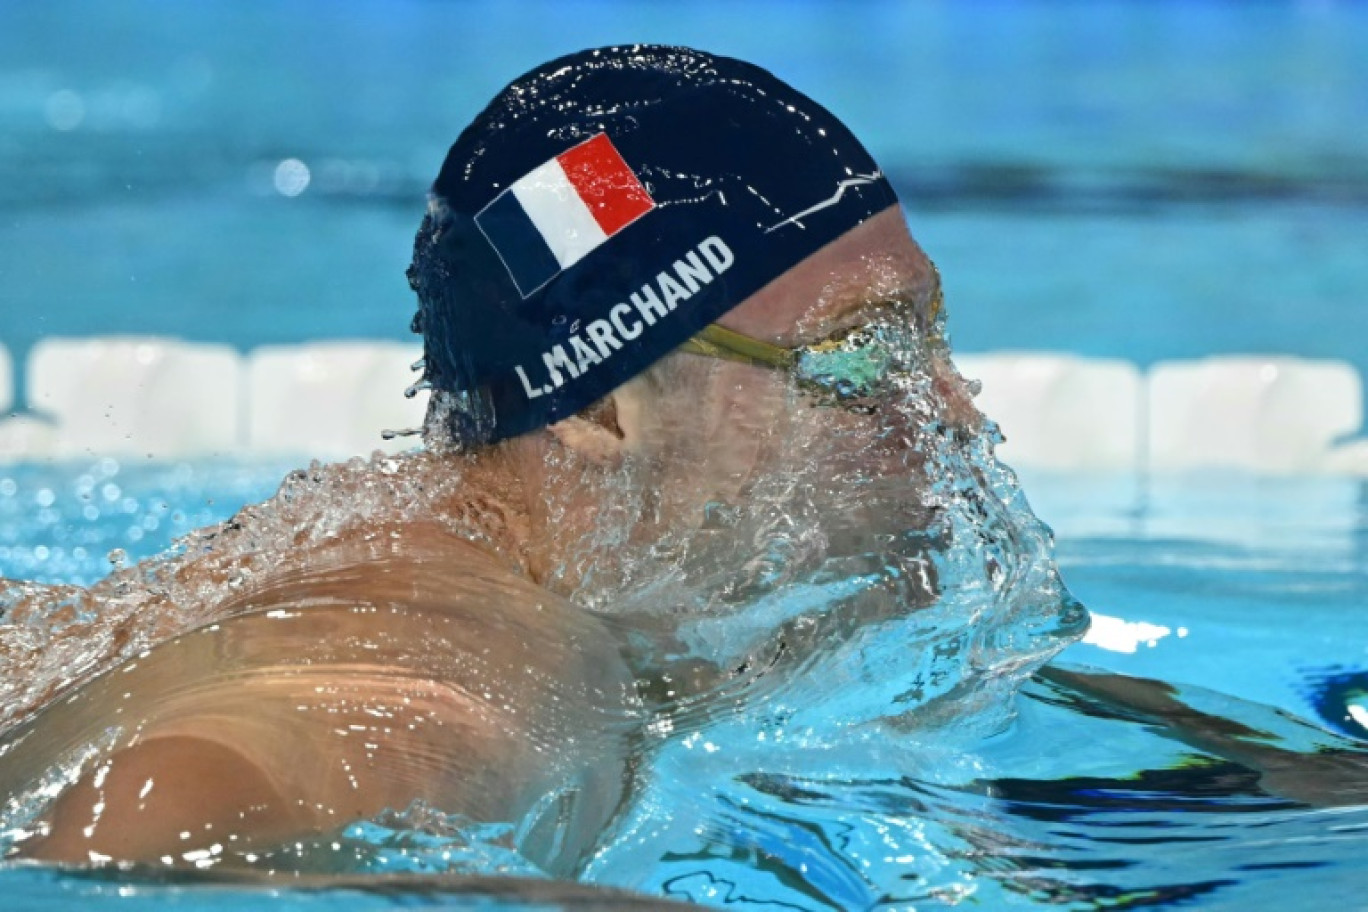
{"left": 1, "top": 0, "right": 1366, "bottom": 385}
{"left": 4, "top": 2, "right": 1368, "bottom": 908}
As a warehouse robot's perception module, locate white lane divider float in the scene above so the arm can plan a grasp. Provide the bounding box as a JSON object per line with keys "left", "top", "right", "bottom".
{"left": 955, "top": 353, "right": 1143, "bottom": 474}
{"left": 0, "top": 343, "right": 1364, "bottom": 470}
{"left": 1148, "top": 356, "right": 1362, "bottom": 475}
{"left": 246, "top": 341, "right": 426, "bottom": 460}
{"left": 24, "top": 337, "right": 242, "bottom": 461}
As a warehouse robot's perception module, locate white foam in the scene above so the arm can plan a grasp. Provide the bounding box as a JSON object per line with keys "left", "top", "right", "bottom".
{"left": 245, "top": 342, "right": 426, "bottom": 459}
{"left": 1147, "top": 356, "right": 1362, "bottom": 474}
{"left": 27, "top": 337, "right": 242, "bottom": 460}
{"left": 955, "top": 353, "right": 1143, "bottom": 473}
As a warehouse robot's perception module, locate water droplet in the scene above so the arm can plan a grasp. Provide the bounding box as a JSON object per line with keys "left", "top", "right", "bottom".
{"left": 273, "top": 158, "right": 311, "bottom": 197}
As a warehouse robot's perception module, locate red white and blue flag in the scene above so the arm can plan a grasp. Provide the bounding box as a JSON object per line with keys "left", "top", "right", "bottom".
{"left": 476, "top": 133, "right": 656, "bottom": 298}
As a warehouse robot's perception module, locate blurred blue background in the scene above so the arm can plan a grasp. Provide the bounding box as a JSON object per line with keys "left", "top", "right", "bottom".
{"left": 2, "top": 0, "right": 1366, "bottom": 410}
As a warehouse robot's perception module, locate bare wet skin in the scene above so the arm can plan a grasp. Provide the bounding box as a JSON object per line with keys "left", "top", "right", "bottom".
{"left": 2, "top": 545, "right": 638, "bottom": 873}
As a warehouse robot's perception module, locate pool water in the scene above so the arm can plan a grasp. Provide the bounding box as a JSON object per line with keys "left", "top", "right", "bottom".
{"left": 2, "top": 1, "right": 1367, "bottom": 384}
{"left": 0, "top": 459, "right": 291, "bottom": 587}
{"left": 4, "top": 0, "right": 1368, "bottom": 907}
{"left": 3, "top": 460, "right": 1366, "bottom": 910}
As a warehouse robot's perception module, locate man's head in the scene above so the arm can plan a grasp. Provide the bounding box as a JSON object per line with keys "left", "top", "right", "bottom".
{"left": 407, "top": 45, "right": 907, "bottom": 446}
{"left": 402, "top": 48, "right": 1081, "bottom": 707}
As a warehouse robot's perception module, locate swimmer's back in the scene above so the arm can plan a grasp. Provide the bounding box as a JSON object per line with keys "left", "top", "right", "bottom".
{"left": 0, "top": 540, "right": 635, "bottom": 874}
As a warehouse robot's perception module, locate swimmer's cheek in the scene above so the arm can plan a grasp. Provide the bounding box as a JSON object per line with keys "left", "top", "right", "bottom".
{"left": 20, "top": 735, "right": 308, "bottom": 865}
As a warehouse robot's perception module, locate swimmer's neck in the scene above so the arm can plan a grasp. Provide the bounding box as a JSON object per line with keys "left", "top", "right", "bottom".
{"left": 430, "top": 431, "right": 645, "bottom": 593}
{"left": 263, "top": 442, "right": 628, "bottom": 597}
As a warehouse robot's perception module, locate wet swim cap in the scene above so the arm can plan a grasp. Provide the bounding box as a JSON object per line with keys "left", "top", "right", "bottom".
{"left": 409, "top": 45, "right": 896, "bottom": 444}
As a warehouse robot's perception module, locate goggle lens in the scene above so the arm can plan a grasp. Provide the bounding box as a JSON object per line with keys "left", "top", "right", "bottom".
{"left": 794, "top": 327, "right": 893, "bottom": 401}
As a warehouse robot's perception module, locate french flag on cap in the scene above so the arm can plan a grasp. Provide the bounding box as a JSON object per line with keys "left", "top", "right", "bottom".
{"left": 476, "top": 133, "right": 656, "bottom": 298}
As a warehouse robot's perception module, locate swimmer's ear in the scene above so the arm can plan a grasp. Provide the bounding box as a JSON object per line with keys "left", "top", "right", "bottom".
{"left": 548, "top": 397, "right": 627, "bottom": 466}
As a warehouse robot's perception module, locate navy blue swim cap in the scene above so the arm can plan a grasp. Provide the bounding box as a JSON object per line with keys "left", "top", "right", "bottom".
{"left": 408, "top": 45, "right": 896, "bottom": 444}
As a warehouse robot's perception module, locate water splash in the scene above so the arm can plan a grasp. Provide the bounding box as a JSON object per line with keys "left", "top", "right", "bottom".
{"left": 554, "top": 307, "right": 1084, "bottom": 739}
{"left": 0, "top": 454, "right": 484, "bottom": 734}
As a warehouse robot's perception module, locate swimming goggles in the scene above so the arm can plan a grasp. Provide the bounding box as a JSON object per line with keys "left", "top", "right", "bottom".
{"left": 678, "top": 284, "right": 943, "bottom": 406}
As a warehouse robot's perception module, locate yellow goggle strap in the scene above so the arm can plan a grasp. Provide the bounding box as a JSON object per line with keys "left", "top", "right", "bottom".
{"left": 678, "top": 275, "right": 944, "bottom": 369}
{"left": 677, "top": 323, "right": 797, "bottom": 369}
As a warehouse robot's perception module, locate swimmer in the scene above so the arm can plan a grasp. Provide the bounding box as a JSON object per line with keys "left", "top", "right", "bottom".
{"left": 2, "top": 46, "right": 1360, "bottom": 892}
{"left": 0, "top": 46, "right": 973, "bottom": 875}
{"left": 2, "top": 46, "right": 1363, "bottom": 894}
